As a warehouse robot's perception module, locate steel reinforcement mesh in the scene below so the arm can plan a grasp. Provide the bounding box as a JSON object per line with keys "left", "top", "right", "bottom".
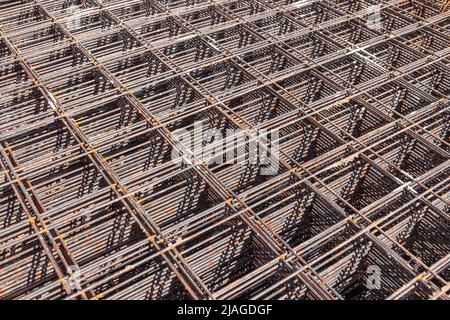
{"left": 0, "top": 0, "right": 449, "bottom": 300}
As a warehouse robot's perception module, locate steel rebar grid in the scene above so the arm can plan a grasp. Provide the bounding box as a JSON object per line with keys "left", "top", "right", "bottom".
{"left": 0, "top": 0, "right": 449, "bottom": 300}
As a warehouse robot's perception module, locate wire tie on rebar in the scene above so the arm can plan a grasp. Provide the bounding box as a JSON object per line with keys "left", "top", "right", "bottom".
{"left": 149, "top": 235, "right": 156, "bottom": 242}
{"left": 94, "top": 293, "right": 103, "bottom": 300}
{"left": 290, "top": 167, "right": 302, "bottom": 177}
{"left": 59, "top": 277, "right": 67, "bottom": 287}
{"left": 279, "top": 253, "right": 287, "bottom": 261}
{"left": 205, "top": 96, "right": 215, "bottom": 104}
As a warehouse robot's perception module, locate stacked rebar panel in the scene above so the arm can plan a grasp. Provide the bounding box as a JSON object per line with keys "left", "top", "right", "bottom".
{"left": 0, "top": 0, "right": 449, "bottom": 300}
